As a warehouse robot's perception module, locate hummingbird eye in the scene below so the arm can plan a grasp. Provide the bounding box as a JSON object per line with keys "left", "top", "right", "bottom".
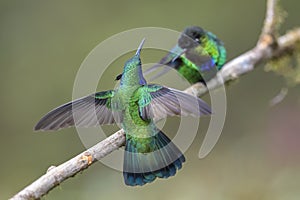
{"left": 115, "top": 73, "right": 122, "bottom": 81}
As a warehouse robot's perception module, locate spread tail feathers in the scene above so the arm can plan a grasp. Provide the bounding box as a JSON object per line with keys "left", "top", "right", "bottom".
{"left": 123, "top": 130, "right": 185, "bottom": 186}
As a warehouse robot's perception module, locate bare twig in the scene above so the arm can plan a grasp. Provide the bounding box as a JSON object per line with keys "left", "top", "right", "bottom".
{"left": 261, "top": 0, "right": 277, "bottom": 37}
{"left": 269, "top": 87, "right": 288, "bottom": 106}
{"left": 10, "top": 0, "right": 300, "bottom": 199}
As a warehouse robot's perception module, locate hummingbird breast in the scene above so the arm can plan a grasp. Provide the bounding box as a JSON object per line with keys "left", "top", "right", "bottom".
{"left": 116, "top": 85, "right": 154, "bottom": 139}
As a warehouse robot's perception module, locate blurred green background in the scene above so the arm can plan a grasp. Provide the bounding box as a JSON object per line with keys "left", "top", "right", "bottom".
{"left": 1, "top": 0, "right": 300, "bottom": 199}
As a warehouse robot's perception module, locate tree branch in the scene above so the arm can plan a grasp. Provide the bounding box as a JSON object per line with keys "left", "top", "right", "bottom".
{"left": 11, "top": 0, "right": 300, "bottom": 199}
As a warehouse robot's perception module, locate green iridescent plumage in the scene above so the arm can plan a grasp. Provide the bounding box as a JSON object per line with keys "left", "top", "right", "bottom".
{"left": 145, "top": 26, "right": 227, "bottom": 84}
{"left": 34, "top": 39, "right": 211, "bottom": 186}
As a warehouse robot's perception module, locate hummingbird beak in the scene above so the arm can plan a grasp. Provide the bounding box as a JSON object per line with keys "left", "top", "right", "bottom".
{"left": 171, "top": 48, "right": 187, "bottom": 63}
{"left": 135, "top": 38, "right": 146, "bottom": 56}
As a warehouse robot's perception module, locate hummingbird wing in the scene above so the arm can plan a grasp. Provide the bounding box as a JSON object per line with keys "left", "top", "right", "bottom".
{"left": 179, "top": 46, "right": 219, "bottom": 83}
{"left": 133, "top": 84, "right": 211, "bottom": 121}
{"left": 34, "top": 90, "right": 122, "bottom": 131}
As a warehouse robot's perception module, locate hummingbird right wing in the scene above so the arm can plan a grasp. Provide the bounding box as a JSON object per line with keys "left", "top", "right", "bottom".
{"left": 34, "top": 90, "right": 122, "bottom": 131}
{"left": 133, "top": 84, "right": 211, "bottom": 121}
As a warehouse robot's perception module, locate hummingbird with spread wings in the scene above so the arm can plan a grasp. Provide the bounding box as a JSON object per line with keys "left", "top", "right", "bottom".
{"left": 144, "top": 26, "right": 227, "bottom": 85}
{"left": 35, "top": 39, "right": 211, "bottom": 186}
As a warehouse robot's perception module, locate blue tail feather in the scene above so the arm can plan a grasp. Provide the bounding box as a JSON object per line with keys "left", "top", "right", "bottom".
{"left": 123, "top": 130, "right": 185, "bottom": 186}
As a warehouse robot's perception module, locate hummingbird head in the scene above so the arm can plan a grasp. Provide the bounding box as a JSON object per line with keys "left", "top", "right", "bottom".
{"left": 123, "top": 38, "right": 145, "bottom": 72}
{"left": 178, "top": 26, "right": 206, "bottom": 49}
{"left": 120, "top": 39, "right": 147, "bottom": 86}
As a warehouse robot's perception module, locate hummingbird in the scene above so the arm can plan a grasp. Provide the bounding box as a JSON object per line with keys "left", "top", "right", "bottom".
{"left": 34, "top": 39, "right": 211, "bottom": 186}
{"left": 144, "top": 26, "right": 227, "bottom": 85}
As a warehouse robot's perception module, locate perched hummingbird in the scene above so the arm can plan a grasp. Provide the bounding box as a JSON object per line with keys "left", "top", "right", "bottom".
{"left": 35, "top": 39, "right": 211, "bottom": 186}
{"left": 144, "top": 26, "right": 226, "bottom": 85}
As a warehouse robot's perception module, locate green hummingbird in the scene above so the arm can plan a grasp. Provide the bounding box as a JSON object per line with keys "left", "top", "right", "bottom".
{"left": 145, "top": 26, "right": 227, "bottom": 85}
{"left": 34, "top": 39, "right": 211, "bottom": 186}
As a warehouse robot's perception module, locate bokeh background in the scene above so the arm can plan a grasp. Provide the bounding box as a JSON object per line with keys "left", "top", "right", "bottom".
{"left": 1, "top": 0, "right": 300, "bottom": 199}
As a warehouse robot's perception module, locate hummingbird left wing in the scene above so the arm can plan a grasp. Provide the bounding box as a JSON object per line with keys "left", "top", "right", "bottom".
{"left": 133, "top": 84, "right": 211, "bottom": 121}
{"left": 34, "top": 90, "right": 122, "bottom": 131}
